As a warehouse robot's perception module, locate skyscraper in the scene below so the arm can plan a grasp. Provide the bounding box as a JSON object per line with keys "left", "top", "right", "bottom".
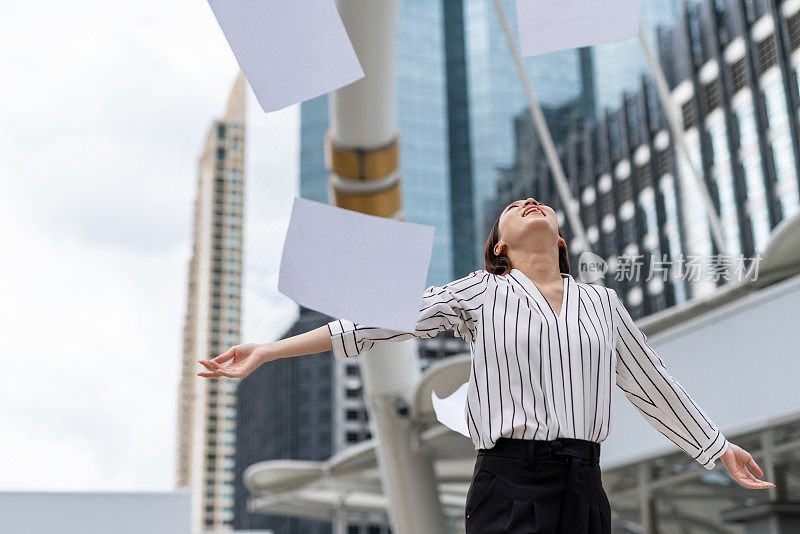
{"left": 491, "top": 0, "right": 800, "bottom": 323}
{"left": 176, "top": 74, "right": 246, "bottom": 533}
{"left": 591, "top": 1, "right": 683, "bottom": 110}
{"left": 460, "top": 0, "right": 684, "bottom": 271}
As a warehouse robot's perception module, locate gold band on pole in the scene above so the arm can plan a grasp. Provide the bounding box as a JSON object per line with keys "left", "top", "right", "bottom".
{"left": 332, "top": 180, "right": 402, "bottom": 217}
{"left": 326, "top": 131, "right": 399, "bottom": 181}
{"left": 326, "top": 130, "right": 402, "bottom": 217}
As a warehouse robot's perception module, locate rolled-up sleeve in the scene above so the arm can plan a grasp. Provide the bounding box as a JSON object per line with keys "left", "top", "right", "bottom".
{"left": 611, "top": 289, "right": 730, "bottom": 470}
{"left": 327, "top": 270, "right": 488, "bottom": 360}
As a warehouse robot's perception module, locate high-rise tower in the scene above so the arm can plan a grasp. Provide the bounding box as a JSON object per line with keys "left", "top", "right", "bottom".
{"left": 176, "top": 74, "right": 246, "bottom": 533}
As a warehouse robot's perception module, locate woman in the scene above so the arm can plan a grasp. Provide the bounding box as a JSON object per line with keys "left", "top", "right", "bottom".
{"left": 198, "top": 197, "right": 774, "bottom": 533}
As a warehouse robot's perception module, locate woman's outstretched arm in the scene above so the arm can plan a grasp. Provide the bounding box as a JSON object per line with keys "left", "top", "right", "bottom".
{"left": 197, "top": 325, "right": 332, "bottom": 379}
{"left": 198, "top": 270, "right": 489, "bottom": 378}
{"left": 610, "top": 288, "right": 774, "bottom": 490}
{"left": 327, "top": 270, "right": 488, "bottom": 360}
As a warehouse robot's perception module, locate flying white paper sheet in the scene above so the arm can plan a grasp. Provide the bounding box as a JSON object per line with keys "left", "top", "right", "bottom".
{"left": 515, "top": 0, "right": 641, "bottom": 57}
{"left": 278, "top": 197, "right": 435, "bottom": 332}
{"left": 431, "top": 382, "right": 470, "bottom": 438}
{"left": 207, "top": 0, "right": 364, "bottom": 113}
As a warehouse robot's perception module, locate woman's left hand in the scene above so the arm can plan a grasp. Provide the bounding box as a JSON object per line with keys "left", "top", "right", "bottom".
{"left": 720, "top": 442, "right": 776, "bottom": 490}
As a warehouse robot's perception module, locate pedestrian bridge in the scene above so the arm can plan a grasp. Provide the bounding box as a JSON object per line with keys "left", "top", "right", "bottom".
{"left": 245, "top": 214, "right": 800, "bottom": 532}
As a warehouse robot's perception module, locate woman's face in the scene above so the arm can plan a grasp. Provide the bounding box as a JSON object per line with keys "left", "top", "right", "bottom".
{"left": 495, "top": 197, "right": 561, "bottom": 255}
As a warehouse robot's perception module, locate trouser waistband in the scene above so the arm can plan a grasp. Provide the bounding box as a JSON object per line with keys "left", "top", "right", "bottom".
{"left": 477, "top": 436, "right": 601, "bottom": 466}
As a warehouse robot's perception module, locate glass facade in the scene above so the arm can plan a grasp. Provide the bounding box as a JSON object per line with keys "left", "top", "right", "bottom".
{"left": 397, "top": 0, "right": 452, "bottom": 286}
{"left": 592, "top": 1, "right": 682, "bottom": 111}
{"left": 490, "top": 0, "right": 800, "bottom": 317}
{"left": 707, "top": 110, "right": 742, "bottom": 256}
{"left": 462, "top": 0, "right": 684, "bottom": 268}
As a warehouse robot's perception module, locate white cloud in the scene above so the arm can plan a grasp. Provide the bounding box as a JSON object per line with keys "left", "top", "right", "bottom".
{"left": 0, "top": 0, "right": 299, "bottom": 491}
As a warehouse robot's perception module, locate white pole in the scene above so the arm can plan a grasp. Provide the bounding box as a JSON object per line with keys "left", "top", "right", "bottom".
{"left": 638, "top": 26, "right": 729, "bottom": 256}
{"left": 492, "top": 0, "right": 591, "bottom": 255}
{"left": 329, "top": 1, "right": 448, "bottom": 533}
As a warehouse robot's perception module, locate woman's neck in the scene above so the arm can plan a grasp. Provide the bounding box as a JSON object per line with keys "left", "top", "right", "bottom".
{"left": 510, "top": 253, "right": 562, "bottom": 286}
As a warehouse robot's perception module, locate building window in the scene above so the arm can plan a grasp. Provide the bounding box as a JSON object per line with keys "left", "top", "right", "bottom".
{"left": 730, "top": 58, "right": 748, "bottom": 94}
{"left": 657, "top": 149, "right": 670, "bottom": 176}
{"left": 681, "top": 98, "right": 697, "bottom": 130}
{"left": 618, "top": 178, "right": 633, "bottom": 203}
{"left": 788, "top": 11, "right": 800, "bottom": 51}
{"left": 756, "top": 36, "right": 776, "bottom": 74}
{"left": 636, "top": 164, "right": 652, "bottom": 188}
{"left": 600, "top": 191, "right": 614, "bottom": 215}
{"left": 703, "top": 78, "right": 722, "bottom": 112}
{"left": 622, "top": 217, "right": 637, "bottom": 244}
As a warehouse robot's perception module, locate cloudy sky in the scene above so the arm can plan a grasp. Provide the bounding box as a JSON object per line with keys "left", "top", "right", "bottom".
{"left": 0, "top": 0, "right": 299, "bottom": 491}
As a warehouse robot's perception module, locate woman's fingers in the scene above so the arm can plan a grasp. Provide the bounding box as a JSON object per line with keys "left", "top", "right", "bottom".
{"left": 197, "top": 370, "right": 219, "bottom": 378}
{"left": 197, "top": 347, "right": 249, "bottom": 379}
{"left": 744, "top": 479, "right": 775, "bottom": 489}
{"left": 215, "top": 367, "right": 239, "bottom": 378}
{"left": 211, "top": 348, "right": 236, "bottom": 365}
{"left": 734, "top": 466, "right": 775, "bottom": 489}
{"left": 748, "top": 457, "right": 764, "bottom": 477}
{"left": 197, "top": 367, "right": 239, "bottom": 378}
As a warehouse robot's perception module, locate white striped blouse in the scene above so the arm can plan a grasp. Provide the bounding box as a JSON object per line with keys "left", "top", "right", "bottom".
{"left": 327, "top": 268, "right": 730, "bottom": 470}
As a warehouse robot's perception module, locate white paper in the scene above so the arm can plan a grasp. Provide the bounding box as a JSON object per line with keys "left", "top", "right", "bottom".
{"left": 431, "top": 382, "right": 470, "bottom": 438}
{"left": 516, "top": 0, "right": 640, "bottom": 57}
{"left": 278, "top": 197, "right": 435, "bottom": 332}
{"left": 207, "top": 0, "right": 365, "bottom": 113}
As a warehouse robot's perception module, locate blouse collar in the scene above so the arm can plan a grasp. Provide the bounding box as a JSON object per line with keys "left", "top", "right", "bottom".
{"left": 507, "top": 269, "right": 574, "bottom": 320}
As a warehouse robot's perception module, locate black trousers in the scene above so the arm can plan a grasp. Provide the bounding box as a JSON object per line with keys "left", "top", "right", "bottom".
{"left": 464, "top": 437, "right": 611, "bottom": 533}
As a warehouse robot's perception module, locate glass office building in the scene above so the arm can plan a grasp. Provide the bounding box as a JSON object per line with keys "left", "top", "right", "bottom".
{"left": 491, "top": 0, "right": 800, "bottom": 322}
{"left": 592, "top": 1, "right": 683, "bottom": 110}
{"left": 461, "top": 0, "right": 684, "bottom": 272}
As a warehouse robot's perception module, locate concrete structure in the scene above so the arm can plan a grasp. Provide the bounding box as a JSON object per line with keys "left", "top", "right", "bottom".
{"left": 176, "top": 75, "right": 246, "bottom": 533}
{"left": 0, "top": 491, "right": 191, "bottom": 534}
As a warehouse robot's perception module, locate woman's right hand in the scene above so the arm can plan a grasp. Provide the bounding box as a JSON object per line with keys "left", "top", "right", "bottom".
{"left": 196, "top": 342, "right": 273, "bottom": 380}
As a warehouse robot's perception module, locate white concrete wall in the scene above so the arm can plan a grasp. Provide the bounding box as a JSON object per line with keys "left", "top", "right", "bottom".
{"left": 601, "top": 273, "right": 800, "bottom": 470}
{"left": 0, "top": 491, "right": 191, "bottom": 534}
